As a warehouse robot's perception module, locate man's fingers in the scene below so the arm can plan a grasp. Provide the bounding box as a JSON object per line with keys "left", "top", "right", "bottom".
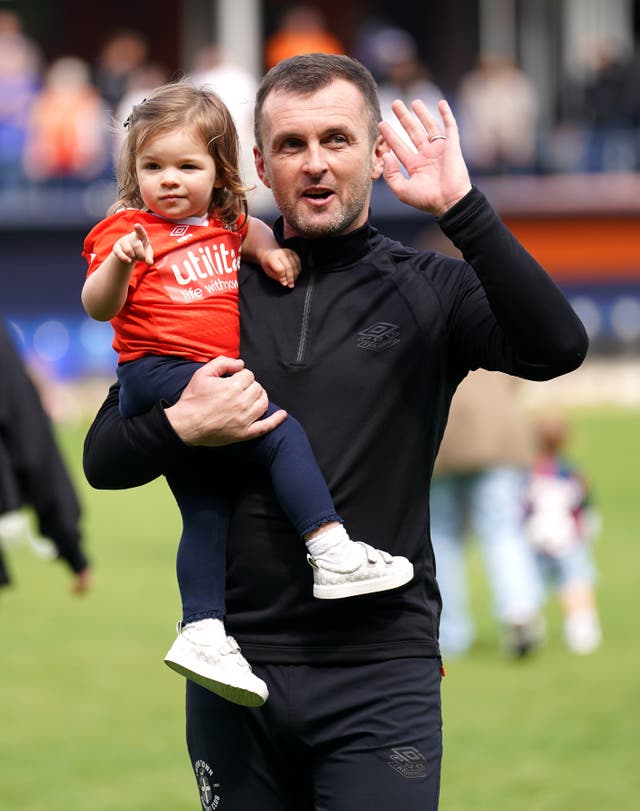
{"left": 166, "top": 359, "right": 281, "bottom": 446}
{"left": 381, "top": 149, "right": 403, "bottom": 184}
{"left": 244, "top": 408, "right": 288, "bottom": 439}
{"left": 412, "top": 98, "right": 458, "bottom": 142}
{"left": 196, "top": 356, "right": 246, "bottom": 379}
{"left": 408, "top": 99, "right": 442, "bottom": 139}
{"left": 232, "top": 367, "right": 258, "bottom": 391}
{"left": 437, "top": 99, "right": 455, "bottom": 128}
{"left": 379, "top": 115, "right": 413, "bottom": 166}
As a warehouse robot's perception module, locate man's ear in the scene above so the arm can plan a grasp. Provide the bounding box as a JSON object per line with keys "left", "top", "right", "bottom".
{"left": 371, "top": 134, "right": 387, "bottom": 181}
{"left": 254, "top": 146, "right": 271, "bottom": 188}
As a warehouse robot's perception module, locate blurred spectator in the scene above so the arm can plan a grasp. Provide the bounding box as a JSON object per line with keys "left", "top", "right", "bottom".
{"left": 454, "top": 53, "right": 540, "bottom": 175}
{"left": 625, "top": 46, "right": 640, "bottom": 150}
{"left": 0, "top": 8, "right": 42, "bottom": 192}
{"left": 431, "top": 370, "right": 545, "bottom": 657}
{"left": 351, "top": 17, "right": 394, "bottom": 81}
{"left": 22, "top": 56, "right": 111, "bottom": 187}
{"left": 0, "top": 322, "right": 91, "bottom": 596}
{"left": 577, "top": 41, "right": 636, "bottom": 172}
{"left": 113, "top": 61, "right": 171, "bottom": 156}
{"left": 524, "top": 413, "right": 602, "bottom": 655}
{"left": 371, "top": 27, "right": 443, "bottom": 144}
{"left": 264, "top": 4, "right": 344, "bottom": 70}
{"left": 93, "top": 29, "right": 149, "bottom": 113}
{"left": 189, "top": 44, "right": 272, "bottom": 214}
{"left": 552, "top": 38, "right": 638, "bottom": 174}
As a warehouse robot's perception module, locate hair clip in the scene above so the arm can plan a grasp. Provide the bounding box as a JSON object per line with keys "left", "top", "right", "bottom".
{"left": 123, "top": 98, "right": 147, "bottom": 129}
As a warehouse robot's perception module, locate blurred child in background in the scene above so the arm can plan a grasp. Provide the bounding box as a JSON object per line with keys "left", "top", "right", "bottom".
{"left": 524, "top": 413, "right": 602, "bottom": 654}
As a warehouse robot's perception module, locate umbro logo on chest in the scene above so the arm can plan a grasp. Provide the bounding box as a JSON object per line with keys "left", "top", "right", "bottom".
{"left": 357, "top": 322, "right": 400, "bottom": 352}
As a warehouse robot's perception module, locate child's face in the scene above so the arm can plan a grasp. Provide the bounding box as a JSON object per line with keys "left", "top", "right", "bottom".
{"left": 136, "top": 128, "right": 219, "bottom": 220}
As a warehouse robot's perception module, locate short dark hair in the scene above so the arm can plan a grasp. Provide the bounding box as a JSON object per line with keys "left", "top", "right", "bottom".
{"left": 254, "top": 53, "right": 382, "bottom": 150}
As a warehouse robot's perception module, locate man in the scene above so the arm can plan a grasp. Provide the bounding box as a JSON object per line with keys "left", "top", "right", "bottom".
{"left": 83, "top": 54, "right": 588, "bottom": 810}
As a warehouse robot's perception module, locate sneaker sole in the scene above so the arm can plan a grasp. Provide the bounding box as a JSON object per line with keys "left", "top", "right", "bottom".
{"left": 163, "top": 657, "right": 268, "bottom": 707}
{"left": 313, "top": 561, "right": 414, "bottom": 599}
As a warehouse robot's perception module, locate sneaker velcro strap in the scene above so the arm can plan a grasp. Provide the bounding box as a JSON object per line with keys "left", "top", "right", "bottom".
{"left": 359, "top": 543, "right": 393, "bottom": 565}
{"left": 220, "top": 637, "right": 241, "bottom": 655}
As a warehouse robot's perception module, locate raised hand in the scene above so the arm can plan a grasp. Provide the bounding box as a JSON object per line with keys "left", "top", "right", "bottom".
{"left": 378, "top": 99, "right": 472, "bottom": 218}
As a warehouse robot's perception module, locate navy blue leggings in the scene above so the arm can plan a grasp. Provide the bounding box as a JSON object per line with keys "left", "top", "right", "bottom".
{"left": 118, "top": 355, "right": 341, "bottom": 622}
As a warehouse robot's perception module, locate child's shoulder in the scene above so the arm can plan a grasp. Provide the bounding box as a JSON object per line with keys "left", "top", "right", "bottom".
{"left": 87, "top": 207, "right": 146, "bottom": 233}
{"left": 210, "top": 212, "right": 249, "bottom": 236}
{"left": 104, "top": 208, "right": 156, "bottom": 227}
{"left": 83, "top": 209, "right": 157, "bottom": 258}
{"left": 85, "top": 209, "right": 158, "bottom": 243}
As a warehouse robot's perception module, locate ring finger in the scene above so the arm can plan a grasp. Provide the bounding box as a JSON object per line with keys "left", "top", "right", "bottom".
{"left": 410, "top": 99, "right": 446, "bottom": 142}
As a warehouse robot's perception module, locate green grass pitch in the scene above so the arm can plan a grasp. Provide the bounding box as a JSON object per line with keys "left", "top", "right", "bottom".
{"left": 0, "top": 407, "right": 638, "bottom": 810}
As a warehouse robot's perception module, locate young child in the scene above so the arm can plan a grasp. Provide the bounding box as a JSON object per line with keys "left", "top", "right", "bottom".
{"left": 523, "top": 413, "right": 602, "bottom": 655}
{"left": 82, "top": 82, "right": 413, "bottom": 707}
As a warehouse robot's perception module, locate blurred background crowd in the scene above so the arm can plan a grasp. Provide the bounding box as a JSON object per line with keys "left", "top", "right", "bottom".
{"left": 1, "top": 0, "right": 640, "bottom": 380}
{"left": 5, "top": 0, "right": 640, "bottom": 189}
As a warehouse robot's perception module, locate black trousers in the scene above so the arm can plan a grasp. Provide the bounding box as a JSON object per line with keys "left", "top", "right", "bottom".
{"left": 0, "top": 437, "right": 18, "bottom": 586}
{"left": 0, "top": 546, "right": 10, "bottom": 587}
{"left": 0, "top": 323, "right": 85, "bottom": 578}
{"left": 185, "top": 656, "right": 443, "bottom": 811}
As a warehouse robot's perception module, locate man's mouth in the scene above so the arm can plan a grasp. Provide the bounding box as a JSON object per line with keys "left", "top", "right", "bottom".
{"left": 303, "top": 190, "right": 333, "bottom": 201}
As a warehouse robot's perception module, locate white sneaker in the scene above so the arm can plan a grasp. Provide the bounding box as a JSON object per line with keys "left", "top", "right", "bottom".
{"left": 164, "top": 621, "right": 268, "bottom": 706}
{"left": 565, "top": 611, "right": 602, "bottom": 655}
{"left": 0, "top": 511, "right": 32, "bottom": 548}
{"left": 501, "top": 615, "right": 546, "bottom": 658}
{"left": 308, "top": 542, "right": 414, "bottom": 599}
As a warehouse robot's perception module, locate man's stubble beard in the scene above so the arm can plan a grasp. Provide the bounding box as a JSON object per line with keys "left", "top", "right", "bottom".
{"left": 274, "top": 173, "right": 372, "bottom": 239}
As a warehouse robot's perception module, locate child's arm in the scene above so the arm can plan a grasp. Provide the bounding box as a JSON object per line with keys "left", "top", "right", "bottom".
{"left": 82, "top": 223, "right": 154, "bottom": 321}
{"left": 243, "top": 216, "right": 301, "bottom": 288}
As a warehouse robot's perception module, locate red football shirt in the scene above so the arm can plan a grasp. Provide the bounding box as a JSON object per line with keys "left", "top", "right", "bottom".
{"left": 83, "top": 209, "right": 248, "bottom": 362}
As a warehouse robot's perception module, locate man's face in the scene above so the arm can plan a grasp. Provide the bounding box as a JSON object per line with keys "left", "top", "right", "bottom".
{"left": 254, "top": 79, "right": 385, "bottom": 239}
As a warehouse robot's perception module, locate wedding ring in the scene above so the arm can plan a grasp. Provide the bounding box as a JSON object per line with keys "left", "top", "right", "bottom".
{"left": 429, "top": 134, "right": 447, "bottom": 142}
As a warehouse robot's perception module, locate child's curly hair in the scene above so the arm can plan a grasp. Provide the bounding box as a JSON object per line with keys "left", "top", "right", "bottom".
{"left": 111, "top": 81, "right": 251, "bottom": 225}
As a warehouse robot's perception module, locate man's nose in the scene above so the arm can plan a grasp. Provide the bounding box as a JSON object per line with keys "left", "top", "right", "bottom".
{"left": 302, "top": 145, "right": 327, "bottom": 175}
